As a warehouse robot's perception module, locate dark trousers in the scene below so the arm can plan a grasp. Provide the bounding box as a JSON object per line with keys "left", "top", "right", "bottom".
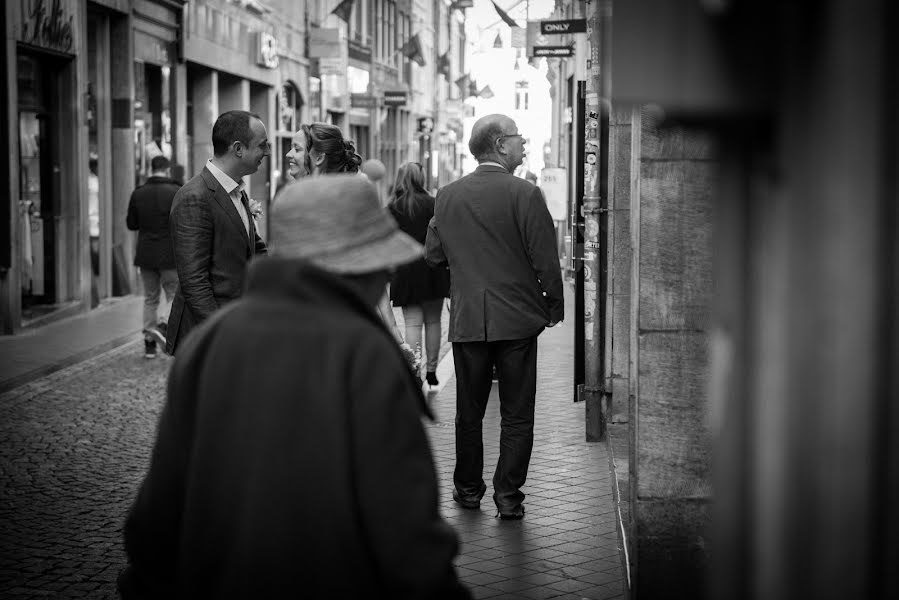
{"left": 452, "top": 336, "right": 538, "bottom": 510}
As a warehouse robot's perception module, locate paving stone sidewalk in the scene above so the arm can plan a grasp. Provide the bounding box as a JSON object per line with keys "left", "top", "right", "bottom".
{"left": 424, "top": 289, "right": 627, "bottom": 600}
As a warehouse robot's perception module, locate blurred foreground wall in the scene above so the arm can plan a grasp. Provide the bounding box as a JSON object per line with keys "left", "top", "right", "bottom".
{"left": 610, "top": 0, "right": 898, "bottom": 598}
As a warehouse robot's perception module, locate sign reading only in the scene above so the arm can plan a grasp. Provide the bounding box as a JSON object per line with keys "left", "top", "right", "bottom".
{"left": 540, "top": 19, "right": 587, "bottom": 35}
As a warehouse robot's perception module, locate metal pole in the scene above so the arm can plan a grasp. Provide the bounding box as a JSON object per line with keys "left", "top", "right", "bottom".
{"left": 581, "top": 0, "right": 610, "bottom": 442}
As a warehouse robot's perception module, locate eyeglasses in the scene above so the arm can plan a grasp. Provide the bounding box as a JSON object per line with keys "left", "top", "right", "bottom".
{"left": 495, "top": 133, "right": 524, "bottom": 145}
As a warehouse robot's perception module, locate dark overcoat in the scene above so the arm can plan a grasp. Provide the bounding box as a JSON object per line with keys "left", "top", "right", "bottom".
{"left": 166, "top": 166, "right": 266, "bottom": 355}
{"left": 388, "top": 192, "right": 450, "bottom": 306}
{"left": 125, "top": 176, "right": 180, "bottom": 269}
{"left": 119, "top": 258, "right": 470, "bottom": 599}
{"left": 425, "top": 164, "right": 564, "bottom": 342}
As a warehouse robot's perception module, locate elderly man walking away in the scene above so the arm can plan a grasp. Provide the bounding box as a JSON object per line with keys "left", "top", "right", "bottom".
{"left": 425, "top": 113, "right": 564, "bottom": 520}
{"left": 126, "top": 155, "right": 180, "bottom": 358}
{"left": 118, "top": 175, "right": 470, "bottom": 599}
{"left": 165, "top": 110, "right": 269, "bottom": 355}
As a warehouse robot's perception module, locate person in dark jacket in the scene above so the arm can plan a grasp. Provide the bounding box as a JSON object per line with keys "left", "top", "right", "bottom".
{"left": 425, "top": 114, "right": 564, "bottom": 520}
{"left": 126, "top": 155, "right": 180, "bottom": 358}
{"left": 388, "top": 162, "right": 450, "bottom": 386}
{"left": 118, "top": 175, "right": 470, "bottom": 600}
{"left": 165, "top": 110, "right": 269, "bottom": 355}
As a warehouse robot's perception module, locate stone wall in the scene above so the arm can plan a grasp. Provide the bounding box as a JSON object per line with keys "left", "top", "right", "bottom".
{"left": 628, "top": 106, "right": 715, "bottom": 598}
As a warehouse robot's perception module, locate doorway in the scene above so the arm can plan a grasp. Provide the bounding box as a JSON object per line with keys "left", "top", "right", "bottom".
{"left": 17, "top": 52, "right": 63, "bottom": 322}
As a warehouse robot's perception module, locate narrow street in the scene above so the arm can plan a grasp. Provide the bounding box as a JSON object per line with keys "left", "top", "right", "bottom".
{"left": 0, "top": 291, "right": 625, "bottom": 599}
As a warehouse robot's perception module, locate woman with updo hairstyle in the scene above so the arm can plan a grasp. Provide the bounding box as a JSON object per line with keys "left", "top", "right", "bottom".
{"left": 300, "top": 122, "right": 363, "bottom": 175}
{"left": 293, "top": 122, "right": 409, "bottom": 352}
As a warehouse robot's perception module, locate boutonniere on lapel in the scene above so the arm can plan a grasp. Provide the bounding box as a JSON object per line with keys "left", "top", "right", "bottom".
{"left": 247, "top": 198, "right": 264, "bottom": 220}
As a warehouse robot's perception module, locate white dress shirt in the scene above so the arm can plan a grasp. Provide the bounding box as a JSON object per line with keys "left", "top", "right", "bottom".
{"left": 205, "top": 160, "right": 250, "bottom": 236}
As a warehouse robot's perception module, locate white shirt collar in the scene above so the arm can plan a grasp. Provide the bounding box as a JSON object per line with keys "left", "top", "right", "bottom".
{"left": 206, "top": 159, "right": 242, "bottom": 195}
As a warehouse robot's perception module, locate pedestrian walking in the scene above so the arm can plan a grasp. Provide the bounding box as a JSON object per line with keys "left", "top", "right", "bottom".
{"left": 126, "top": 155, "right": 180, "bottom": 358}
{"left": 165, "top": 110, "right": 269, "bottom": 355}
{"left": 425, "top": 113, "right": 564, "bottom": 520}
{"left": 118, "top": 174, "right": 470, "bottom": 600}
{"left": 388, "top": 162, "right": 450, "bottom": 387}
{"left": 361, "top": 157, "right": 387, "bottom": 205}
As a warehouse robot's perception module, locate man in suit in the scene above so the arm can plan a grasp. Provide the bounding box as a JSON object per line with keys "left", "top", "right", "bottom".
{"left": 166, "top": 110, "right": 269, "bottom": 355}
{"left": 126, "top": 155, "right": 180, "bottom": 359}
{"left": 425, "top": 114, "right": 564, "bottom": 520}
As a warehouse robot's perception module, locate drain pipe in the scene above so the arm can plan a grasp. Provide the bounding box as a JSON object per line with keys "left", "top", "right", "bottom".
{"left": 580, "top": 0, "right": 611, "bottom": 442}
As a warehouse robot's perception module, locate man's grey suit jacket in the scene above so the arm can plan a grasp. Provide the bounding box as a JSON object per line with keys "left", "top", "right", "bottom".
{"left": 166, "top": 167, "right": 266, "bottom": 354}
{"left": 424, "top": 164, "right": 563, "bottom": 343}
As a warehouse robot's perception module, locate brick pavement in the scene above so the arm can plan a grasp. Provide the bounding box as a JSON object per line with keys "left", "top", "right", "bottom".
{"left": 425, "top": 290, "right": 627, "bottom": 600}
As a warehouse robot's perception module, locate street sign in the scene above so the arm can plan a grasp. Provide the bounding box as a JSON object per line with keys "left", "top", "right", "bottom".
{"left": 351, "top": 94, "right": 379, "bottom": 108}
{"left": 533, "top": 46, "right": 574, "bottom": 57}
{"left": 383, "top": 90, "right": 408, "bottom": 106}
{"left": 540, "top": 19, "right": 587, "bottom": 35}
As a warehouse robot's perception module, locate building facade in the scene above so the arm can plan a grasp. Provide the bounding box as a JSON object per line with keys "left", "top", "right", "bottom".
{"left": 2, "top": 0, "right": 466, "bottom": 335}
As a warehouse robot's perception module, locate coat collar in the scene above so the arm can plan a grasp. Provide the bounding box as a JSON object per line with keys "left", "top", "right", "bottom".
{"left": 246, "top": 257, "right": 375, "bottom": 318}
{"left": 144, "top": 176, "right": 180, "bottom": 186}
{"left": 244, "top": 257, "right": 432, "bottom": 418}
{"left": 474, "top": 163, "right": 510, "bottom": 174}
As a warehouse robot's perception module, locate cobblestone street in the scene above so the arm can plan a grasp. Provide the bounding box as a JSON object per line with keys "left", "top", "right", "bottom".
{"left": 0, "top": 343, "right": 171, "bottom": 599}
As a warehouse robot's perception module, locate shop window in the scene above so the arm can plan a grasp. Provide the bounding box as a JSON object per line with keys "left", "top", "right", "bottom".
{"left": 515, "top": 80, "right": 529, "bottom": 110}
{"left": 134, "top": 61, "right": 173, "bottom": 187}
{"left": 278, "top": 82, "right": 304, "bottom": 132}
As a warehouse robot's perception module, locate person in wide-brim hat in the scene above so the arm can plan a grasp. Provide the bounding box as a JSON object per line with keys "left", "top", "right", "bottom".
{"left": 118, "top": 174, "right": 471, "bottom": 599}
{"left": 270, "top": 174, "right": 420, "bottom": 275}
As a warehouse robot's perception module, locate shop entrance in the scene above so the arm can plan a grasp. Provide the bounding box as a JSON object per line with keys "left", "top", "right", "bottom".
{"left": 17, "top": 52, "right": 64, "bottom": 322}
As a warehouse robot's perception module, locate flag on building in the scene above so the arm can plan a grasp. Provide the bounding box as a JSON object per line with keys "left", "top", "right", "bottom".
{"left": 468, "top": 80, "right": 480, "bottom": 97}
{"left": 455, "top": 73, "right": 470, "bottom": 94}
{"left": 479, "top": 85, "right": 494, "bottom": 99}
{"left": 450, "top": 0, "right": 473, "bottom": 10}
{"left": 491, "top": 1, "right": 520, "bottom": 29}
{"left": 331, "top": 0, "right": 354, "bottom": 23}
{"left": 437, "top": 51, "right": 451, "bottom": 77}
{"left": 400, "top": 33, "right": 426, "bottom": 67}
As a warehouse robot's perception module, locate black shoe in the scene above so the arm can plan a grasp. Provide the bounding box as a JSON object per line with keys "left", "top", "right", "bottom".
{"left": 497, "top": 505, "right": 525, "bottom": 520}
{"left": 453, "top": 484, "right": 486, "bottom": 509}
{"left": 426, "top": 372, "right": 439, "bottom": 386}
{"left": 144, "top": 340, "right": 157, "bottom": 359}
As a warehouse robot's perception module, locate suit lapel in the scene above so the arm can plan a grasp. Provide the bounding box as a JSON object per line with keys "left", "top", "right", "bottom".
{"left": 202, "top": 168, "right": 251, "bottom": 253}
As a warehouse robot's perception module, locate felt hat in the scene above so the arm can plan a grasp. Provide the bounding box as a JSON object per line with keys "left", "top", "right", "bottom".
{"left": 270, "top": 174, "right": 422, "bottom": 274}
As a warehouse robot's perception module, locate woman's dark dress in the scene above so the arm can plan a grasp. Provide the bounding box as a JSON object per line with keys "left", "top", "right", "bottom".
{"left": 388, "top": 192, "right": 450, "bottom": 306}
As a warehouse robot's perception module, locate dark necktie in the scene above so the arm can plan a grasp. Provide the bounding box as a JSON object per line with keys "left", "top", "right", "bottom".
{"left": 239, "top": 189, "right": 251, "bottom": 237}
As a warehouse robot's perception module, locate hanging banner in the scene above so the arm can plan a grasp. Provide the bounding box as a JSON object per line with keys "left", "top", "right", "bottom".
{"left": 308, "top": 27, "right": 341, "bottom": 58}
